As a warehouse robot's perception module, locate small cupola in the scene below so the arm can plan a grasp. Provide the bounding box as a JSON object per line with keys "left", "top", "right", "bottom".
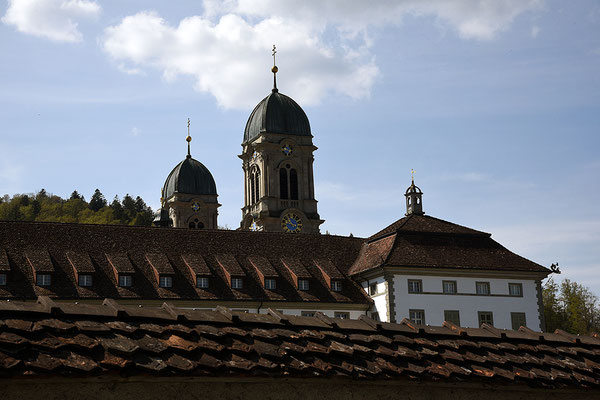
{"left": 405, "top": 173, "right": 424, "bottom": 216}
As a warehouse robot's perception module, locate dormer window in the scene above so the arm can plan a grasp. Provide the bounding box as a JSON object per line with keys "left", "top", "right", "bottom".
{"left": 78, "top": 274, "right": 93, "bottom": 287}
{"left": 196, "top": 276, "right": 209, "bottom": 288}
{"left": 232, "top": 277, "right": 243, "bottom": 289}
{"left": 265, "top": 278, "right": 276, "bottom": 290}
{"left": 331, "top": 280, "right": 342, "bottom": 292}
{"left": 159, "top": 276, "right": 173, "bottom": 288}
{"left": 36, "top": 274, "right": 51, "bottom": 286}
{"left": 298, "top": 279, "right": 309, "bottom": 291}
{"left": 118, "top": 275, "right": 132, "bottom": 287}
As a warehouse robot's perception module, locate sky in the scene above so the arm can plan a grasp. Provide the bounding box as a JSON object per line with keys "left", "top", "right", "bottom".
{"left": 0, "top": 0, "right": 599, "bottom": 291}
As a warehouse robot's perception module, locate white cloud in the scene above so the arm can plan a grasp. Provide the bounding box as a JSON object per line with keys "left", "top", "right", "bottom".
{"left": 531, "top": 25, "right": 540, "bottom": 38}
{"left": 131, "top": 127, "right": 141, "bottom": 136}
{"left": 2, "top": 0, "right": 100, "bottom": 43}
{"left": 101, "top": 0, "right": 543, "bottom": 109}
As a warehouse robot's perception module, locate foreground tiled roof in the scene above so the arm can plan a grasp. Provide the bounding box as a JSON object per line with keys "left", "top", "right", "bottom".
{"left": 1, "top": 297, "right": 599, "bottom": 389}
{"left": 350, "top": 214, "right": 550, "bottom": 275}
{"left": 0, "top": 221, "right": 366, "bottom": 303}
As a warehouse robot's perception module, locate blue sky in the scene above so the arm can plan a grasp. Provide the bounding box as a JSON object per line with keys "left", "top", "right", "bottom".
{"left": 1, "top": 1, "right": 599, "bottom": 291}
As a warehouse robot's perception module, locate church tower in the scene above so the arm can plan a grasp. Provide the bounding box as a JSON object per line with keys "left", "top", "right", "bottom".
{"left": 155, "top": 120, "right": 220, "bottom": 229}
{"left": 239, "top": 47, "right": 323, "bottom": 234}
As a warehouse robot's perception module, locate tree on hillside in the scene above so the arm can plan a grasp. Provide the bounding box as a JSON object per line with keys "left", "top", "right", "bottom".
{"left": 70, "top": 190, "right": 84, "bottom": 201}
{"left": 543, "top": 278, "right": 600, "bottom": 334}
{"left": 89, "top": 189, "right": 107, "bottom": 212}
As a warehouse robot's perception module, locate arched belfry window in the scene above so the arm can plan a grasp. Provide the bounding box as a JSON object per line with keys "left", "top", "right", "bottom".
{"left": 279, "top": 164, "right": 299, "bottom": 201}
{"left": 290, "top": 169, "right": 298, "bottom": 200}
{"left": 254, "top": 167, "right": 260, "bottom": 203}
{"left": 189, "top": 218, "right": 204, "bottom": 229}
{"left": 279, "top": 168, "right": 288, "bottom": 199}
{"left": 249, "top": 166, "right": 260, "bottom": 205}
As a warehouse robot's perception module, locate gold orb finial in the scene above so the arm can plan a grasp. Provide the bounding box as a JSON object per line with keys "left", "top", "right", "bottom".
{"left": 272, "top": 65, "right": 278, "bottom": 73}
{"left": 186, "top": 135, "right": 192, "bottom": 143}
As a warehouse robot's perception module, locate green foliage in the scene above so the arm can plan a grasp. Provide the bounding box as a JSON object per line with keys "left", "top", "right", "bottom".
{"left": 0, "top": 189, "right": 154, "bottom": 227}
{"left": 543, "top": 278, "right": 600, "bottom": 334}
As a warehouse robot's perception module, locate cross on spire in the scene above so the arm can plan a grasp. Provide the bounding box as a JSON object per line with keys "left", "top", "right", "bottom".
{"left": 186, "top": 118, "right": 192, "bottom": 158}
{"left": 271, "top": 44, "right": 278, "bottom": 92}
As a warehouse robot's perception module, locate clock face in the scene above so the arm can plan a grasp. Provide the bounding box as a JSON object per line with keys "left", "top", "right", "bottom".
{"left": 191, "top": 202, "right": 200, "bottom": 212}
{"left": 281, "top": 213, "right": 303, "bottom": 233}
{"left": 282, "top": 144, "right": 293, "bottom": 156}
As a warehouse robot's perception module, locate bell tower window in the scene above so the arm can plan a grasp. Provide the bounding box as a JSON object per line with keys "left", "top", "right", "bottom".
{"left": 279, "top": 168, "right": 288, "bottom": 199}
{"left": 290, "top": 169, "right": 298, "bottom": 200}
{"left": 279, "top": 165, "right": 299, "bottom": 201}
{"left": 189, "top": 218, "right": 204, "bottom": 229}
{"left": 254, "top": 168, "right": 260, "bottom": 203}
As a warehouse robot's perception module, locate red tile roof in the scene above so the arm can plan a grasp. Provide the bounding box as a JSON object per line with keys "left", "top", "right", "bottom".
{"left": 0, "top": 296, "right": 599, "bottom": 389}
{"left": 0, "top": 221, "right": 367, "bottom": 304}
{"left": 350, "top": 214, "right": 550, "bottom": 275}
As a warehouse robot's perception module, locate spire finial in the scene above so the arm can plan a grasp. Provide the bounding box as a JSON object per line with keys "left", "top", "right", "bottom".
{"left": 411, "top": 168, "right": 415, "bottom": 184}
{"left": 271, "top": 44, "right": 278, "bottom": 93}
{"left": 186, "top": 118, "right": 192, "bottom": 158}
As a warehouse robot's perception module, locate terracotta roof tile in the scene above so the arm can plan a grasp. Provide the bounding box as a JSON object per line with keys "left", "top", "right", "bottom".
{"left": 65, "top": 251, "right": 95, "bottom": 274}
{"left": 146, "top": 253, "right": 175, "bottom": 275}
{"left": 0, "top": 297, "right": 599, "bottom": 390}
{"left": 350, "top": 214, "right": 550, "bottom": 276}
{"left": 25, "top": 249, "right": 54, "bottom": 273}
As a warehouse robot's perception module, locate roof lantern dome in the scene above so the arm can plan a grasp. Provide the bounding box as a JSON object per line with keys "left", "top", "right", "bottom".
{"left": 243, "top": 45, "right": 311, "bottom": 144}
{"left": 405, "top": 171, "right": 424, "bottom": 216}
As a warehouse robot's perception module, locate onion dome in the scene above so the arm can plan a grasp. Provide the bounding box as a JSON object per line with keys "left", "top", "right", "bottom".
{"left": 243, "top": 47, "right": 311, "bottom": 143}
{"left": 162, "top": 156, "right": 217, "bottom": 199}
{"left": 162, "top": 127, "right": 217, "bottom": 199}
{"left": 243, "top": 91, "right": 311, "bottom": 144}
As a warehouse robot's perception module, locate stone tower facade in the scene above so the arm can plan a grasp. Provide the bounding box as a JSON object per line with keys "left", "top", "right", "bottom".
{"left": 155, "top": 133, "right": 220, "bottom": 229}
{"left": 239, "top": 69, "right": 323, "bottom": 233}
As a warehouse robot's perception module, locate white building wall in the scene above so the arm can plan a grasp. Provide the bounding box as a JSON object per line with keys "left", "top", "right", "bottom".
{"left": 393, "top": 275, "right": 541, "bottom": 330}
{"left": 361, "top": 277, "right": 389, "bottom": 322}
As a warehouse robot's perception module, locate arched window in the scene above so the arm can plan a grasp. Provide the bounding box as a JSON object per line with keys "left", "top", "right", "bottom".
{"left": 290, "top": 169, "right": 298, "bottom": 200}
{"left": 254, "top": 168, "right": 260, "bottom": 203}
{"left": 250, "top": 173, "right": 255, "bottom": 205}
{"left": 189, "top": 218, "right": 203, "bottom": 229}
{"left": 279, "top": 168, "right": 288, "bottom": 199}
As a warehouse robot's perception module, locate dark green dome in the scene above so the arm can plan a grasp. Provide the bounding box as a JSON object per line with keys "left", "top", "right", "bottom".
{"left": 244, "top": 90, "right": 311, "bottom": 143}
{"left": 162, "top": 156, "right": 217, "bottom": 199}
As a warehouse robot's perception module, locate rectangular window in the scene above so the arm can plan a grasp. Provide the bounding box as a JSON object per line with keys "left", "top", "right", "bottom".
{"left": 36, "top": 274, "right": 51, "bottom": 286}
{"left": 511, "top": 312, "right": 527, "bottom": 330}
{"left": 509, "top": 283, "right": 523, "bottom": 297}
{"left": 265, "top": 278, "right": 276, "bottom": 290}
{"left": 298, "top": 279, "right": 309, "bottom": 291}
{"left": 369, "top": 283, "right": 378, "bottom": 295}
{"left": 407, "top": 279, "right": 422, "bottom": 293}
{"left": 196, "top": 276, "right": 209, "bottom": 289}
{"left": 476, "top": 281, "right": 490, "bottom": 295}
{"left": 159, "top": 276, "right": 172, "bottom": 288}
{"left": 478, "top": 311, "right": 494, "bottom": 326}
{"left": 0, "top": 273, "right": 6, "bottom": 286}
{"left": 442, "top": 280, "right": 457, "bottom": 294}
{"left": 78, "top": 274, "right": 93, "bottom": 287}
{"left": 231, "top": 277, "right": 243, "bottom": 289}
{"left": 331, "top": 280, "right": 342, "bottom": 292}
{"left": 444, "top": 310, "right": 461, "bottom": 326}
{"left": 409, "top": 309, "right": 425, "bottom": 325}
{"left": 118, "top": 275, "right": 132, "bottom": 287}
{"left": 301, "top": 311, "right": 315, "bottom": 317}
{"left": 334, "top": 312, "right": 350, "bottom": 319}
